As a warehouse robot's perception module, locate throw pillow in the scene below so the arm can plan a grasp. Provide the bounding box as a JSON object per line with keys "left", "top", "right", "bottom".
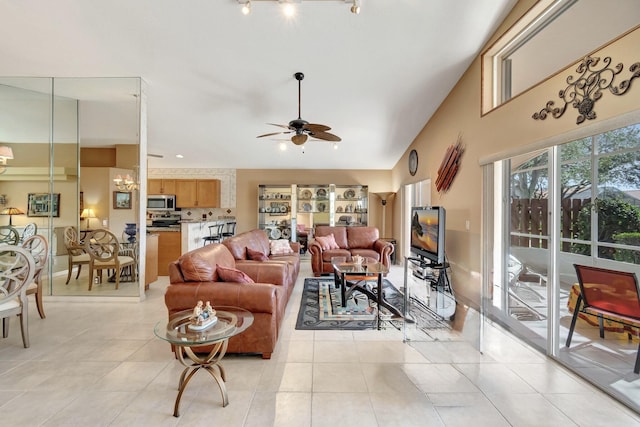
{"left": 246, "top": 247, "right": 269, "bottom": 261}
{"left": 315, "top": 233, "right": 340, "bottom": 250}
{"left": 270, "top": 239, "right": 294, "bottom": 256}
{"left": 216, "top": 264, "right": 255, "bottom": 284}
{"left": 179, "top": 253, "right": 215, "bottom": 282}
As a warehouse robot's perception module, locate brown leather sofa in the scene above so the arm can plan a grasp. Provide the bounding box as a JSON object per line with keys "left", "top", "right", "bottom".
{"left": 165, "top": 242, "right": 293, "bottom": 359}
{"left": 223, "top": 229, "right": 300, "bottom": 296}
{"left": 309, "top": 225, "right": 394, "bottom": 276}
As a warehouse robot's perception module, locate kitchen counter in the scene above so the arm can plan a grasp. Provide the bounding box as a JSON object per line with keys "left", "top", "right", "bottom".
{"left": 147, "top": 226, "right": 181, "bottom": 232}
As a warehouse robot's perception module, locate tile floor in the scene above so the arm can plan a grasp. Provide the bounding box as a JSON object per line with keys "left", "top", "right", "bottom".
{"left": 1, "top": 262, "right": 639, "bottom": 426}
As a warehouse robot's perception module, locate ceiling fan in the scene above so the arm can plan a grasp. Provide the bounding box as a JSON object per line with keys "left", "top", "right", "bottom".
{"left": 257, "top": 72, "right": 341, "bottom": 146}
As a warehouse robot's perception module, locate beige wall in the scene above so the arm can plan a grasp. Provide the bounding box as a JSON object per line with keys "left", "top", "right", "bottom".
{"left": 235, "top": 169, "right": 393, "bottom": 235}
{"left": 388, "top": 3, "right": 640, "bottom": 306}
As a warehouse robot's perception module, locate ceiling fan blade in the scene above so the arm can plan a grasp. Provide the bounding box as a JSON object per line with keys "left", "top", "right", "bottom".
{"left": 303, "top": 123, "right": 331, "bottom": 132}
{"left": 257, "top": 131, "right": 292, "bottom": 138}
{"left": 267, "top": 123, "right": 292, "bottom": 130}
{"left": 310, "top": 131, "right": 341, "bottom": 142}
{"left": 291, "top": 134, "right": 308, "bottom": 145}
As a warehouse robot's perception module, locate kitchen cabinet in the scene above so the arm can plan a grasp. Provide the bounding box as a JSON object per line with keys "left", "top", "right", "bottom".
{"left": 156, "top": 231, "right": 181, "bottom": 276}
{"left": 145, "top": 233, "right": 159, "bottom": 289}
{"left": 175, "top": 179, "right": 220, "bottom": 208}
{"left": 148, "top": 179, "right": 176, "bottom": 194}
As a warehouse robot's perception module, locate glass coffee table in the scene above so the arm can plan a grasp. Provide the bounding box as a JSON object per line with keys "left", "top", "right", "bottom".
{"left": 154, "top": 306, "right": 254, "bottom": 417}
{"left": 331, "top": 257, "right": 403, "bottom": 329}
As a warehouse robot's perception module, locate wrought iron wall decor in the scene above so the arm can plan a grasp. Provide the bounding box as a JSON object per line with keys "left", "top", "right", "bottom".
{"left": 436, "top": 135, "right": 464, "bottom": 193}
{"left": 532, "top": 56, "right": 639, "bottom": 125}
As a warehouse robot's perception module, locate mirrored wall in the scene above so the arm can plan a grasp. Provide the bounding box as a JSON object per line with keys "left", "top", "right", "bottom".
{"left": 0, "top": 77, "right": 145, "bottom": 299}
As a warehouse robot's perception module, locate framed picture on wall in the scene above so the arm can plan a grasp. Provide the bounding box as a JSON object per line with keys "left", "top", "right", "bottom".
{"left": 27, "top": 193, "right": 60, "bottom": 217}
{"left": 113, "top": 191, "right": 132, "bottom": 209}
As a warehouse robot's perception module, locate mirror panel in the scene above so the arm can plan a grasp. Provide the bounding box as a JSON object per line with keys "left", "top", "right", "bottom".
{"left": 0, "top": 77, "right": 142, "bottom": 298}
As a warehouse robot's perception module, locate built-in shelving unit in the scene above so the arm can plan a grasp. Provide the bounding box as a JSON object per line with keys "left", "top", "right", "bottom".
{"left": 257, "top": 183, "right": 368, "bottom": 241}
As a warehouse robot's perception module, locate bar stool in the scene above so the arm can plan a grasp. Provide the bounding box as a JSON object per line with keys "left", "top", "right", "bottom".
{"left": 203, "top": 223, "right": 224, "bottom": 245}
{"left": 221, "top": 221, "right": 236, "bottom": 241}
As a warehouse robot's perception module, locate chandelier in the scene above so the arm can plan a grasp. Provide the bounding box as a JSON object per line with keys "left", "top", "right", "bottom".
{"left": 113, "top": 172, "right": 139, "bottom": 191}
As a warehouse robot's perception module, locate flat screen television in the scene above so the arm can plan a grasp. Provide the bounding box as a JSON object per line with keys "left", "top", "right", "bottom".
{"left": 410, "top": 206, "right": 446, "bottom": 265}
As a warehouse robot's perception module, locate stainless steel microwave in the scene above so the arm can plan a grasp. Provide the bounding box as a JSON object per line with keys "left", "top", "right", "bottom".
{"left": 147, "top": 194, "right": 176, "bottom": 211}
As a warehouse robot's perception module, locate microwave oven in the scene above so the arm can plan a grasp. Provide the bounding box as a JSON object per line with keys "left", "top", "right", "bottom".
{"left": 147, "top": 194, "right": 176, "bottom": 211}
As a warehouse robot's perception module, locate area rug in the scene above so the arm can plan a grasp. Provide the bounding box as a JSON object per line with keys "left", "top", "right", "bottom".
{"left": 295, "top": 277, "right": 405, "bottom": 330}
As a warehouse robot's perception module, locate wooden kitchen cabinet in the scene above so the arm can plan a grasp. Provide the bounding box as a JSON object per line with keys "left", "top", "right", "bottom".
{"left": 175, "top": 179, "right": 220, "bottom": 208}
{"left": 145, "top": 233, "right": 159, "bottom": 289}
{"left": 148, "top": 179, "right": 176, "bottom": 194}
{"left": 156, "top": 231, "right": 181, "bottom": 276}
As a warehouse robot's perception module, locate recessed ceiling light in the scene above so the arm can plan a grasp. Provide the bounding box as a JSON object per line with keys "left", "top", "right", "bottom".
{"left": 176, "top": 154, "right": 184, "bottom": 159}
{"left": 282, "top": 3, "right": 295, "bottom": 18}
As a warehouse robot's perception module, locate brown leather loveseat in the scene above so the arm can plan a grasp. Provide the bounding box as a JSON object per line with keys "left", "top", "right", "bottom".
{"left": 165, "top": 242, "right": 294, "bottom": 359}
{"left": 308, "top": 225, "right": 394, "bottom": 276}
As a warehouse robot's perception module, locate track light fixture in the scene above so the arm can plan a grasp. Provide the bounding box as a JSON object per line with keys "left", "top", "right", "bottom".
{"left": 350, "top": 0, "right": 360, "bottom": 14}
{"left": 241, "top": 1, "right": 251, "bottom": 15}
{"left": 238, "top": 0, "right": 360, "bottom": 16}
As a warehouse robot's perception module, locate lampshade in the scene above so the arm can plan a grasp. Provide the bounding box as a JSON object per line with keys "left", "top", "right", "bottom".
{"left": 1, "top": 206, "right": 25, "bottom": 226}
{"left": 80, "top": 208, "right": 96, "bottom": 219}
{"left": 0, "top": 146, "right": 14, "bottom": 161}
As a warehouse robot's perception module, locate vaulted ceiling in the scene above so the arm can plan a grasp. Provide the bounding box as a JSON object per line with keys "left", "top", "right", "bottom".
{"left": 0, "top": 0, "right": 516, "bottom": 169}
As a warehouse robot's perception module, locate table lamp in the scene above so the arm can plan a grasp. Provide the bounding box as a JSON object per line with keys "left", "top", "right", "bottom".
{"left": 0, "top": 207, "right": 24, "bottom": 226}
{"left": 81, "top": 208, "right": 96, "bottom": 229}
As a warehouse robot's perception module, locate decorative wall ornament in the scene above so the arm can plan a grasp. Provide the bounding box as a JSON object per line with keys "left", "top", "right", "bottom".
{"left": 533, "top": 56, "right": 640, "bottom": 125}
{"left": 436, "top": 135, "right": 464, "bottom": 193}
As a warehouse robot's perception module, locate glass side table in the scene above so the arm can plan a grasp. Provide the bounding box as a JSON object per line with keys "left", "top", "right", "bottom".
{"left": 154, "top": 306, "right": 254, "bottom": 417}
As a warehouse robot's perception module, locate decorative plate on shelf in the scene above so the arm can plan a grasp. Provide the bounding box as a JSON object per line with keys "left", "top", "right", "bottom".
{"left": 344, "top": 189, "right": 356, "bottom": 199}
{"left": 301, "top": 189, "right": 312, "bottom": 199}
{"left": 317, "top": 202, "right": 327, "bottom": 212}
{"left": 279, "top": 205, "right": 287, "bottom": 213}
{"left": 270, "top": 228, "right": 282, "bottom": 239}
{"left": 265, "top": 207, "right": 272, "bottom": 213}
{"left": 316, "top": 188, "right": 327, "bottom": 198}
{"left": 302, "top": 203, "right": 312, "bottom": 212}
{"left": 281, "top": 228, "right": 291, "bottom": 239}
{"left": 336, "top": 206, "right": 344, "bottom": 213}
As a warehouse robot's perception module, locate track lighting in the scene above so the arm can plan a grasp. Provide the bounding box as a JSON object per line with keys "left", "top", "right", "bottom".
{"left": 350, "top": 0, "right": 360, "bottom": 14}
{"left": 238, "top": 1, "right": 360, "bottom": 16}
{"left": 241, "top": 1, "right": 251, "bottom": 15}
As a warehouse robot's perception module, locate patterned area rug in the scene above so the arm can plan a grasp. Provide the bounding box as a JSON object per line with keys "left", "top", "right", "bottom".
{"left": 295, "top": 277, "right": 404, "bottom": 330}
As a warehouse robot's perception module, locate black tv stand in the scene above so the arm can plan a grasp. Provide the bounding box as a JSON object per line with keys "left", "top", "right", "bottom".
{"left": 408, "top": 257, "right": 451, "bottom": 294}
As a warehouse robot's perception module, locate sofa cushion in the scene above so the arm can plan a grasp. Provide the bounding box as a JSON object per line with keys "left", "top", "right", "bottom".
{"left": 247, "top": 247, "right": 269, "bottom": 261}
{"left": 216, "top": 264, "right": 255, "bottom": 283}
{"left": 347, "top": 227, "right": 379, "bottom": 250}
{"left": 270, "top": 239, "right": 294, "bottom": 255}
{"left": 223, "top": 229, "right": 271, "bottom": 260}
{"left": 179, "top": 252, "right": 216, "bottom": 282}
{"left": 315, "top": 226, "right": 348, "bottom": 248}
{"left": 315, "top": 234, "right": 340, "bottom": 250}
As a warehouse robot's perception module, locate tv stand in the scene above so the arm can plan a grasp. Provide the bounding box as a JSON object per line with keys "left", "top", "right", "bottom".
{"left": 402, "top": 256, "right": 455, "bottom": 340}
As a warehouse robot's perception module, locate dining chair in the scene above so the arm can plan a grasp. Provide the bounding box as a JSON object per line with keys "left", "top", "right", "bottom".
{"left": 0, "top": 226, "right": 20, "bottom": 245}
{"left": 21, "top": 235, "right": 49, "bottom": 319}
{"left": 20, "top": 222, "right": 37, "bottom": 243}
{"left": 85, "top": 229, "right": 135, "bottom": 290}
{"left": 64, "top": 226, "right": 90, "bottom": 284}
{"left": 0, "top": 245, "right": 36, "bottom": 348}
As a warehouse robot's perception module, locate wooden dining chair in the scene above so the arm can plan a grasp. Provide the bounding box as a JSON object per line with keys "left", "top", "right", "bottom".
{"left": 0, "top": 225, "right": 20, "bottom": 245}
{"left": 21, "top": 234, "right": 49, "bottom": 319}
{"left": 20, "top": 222, "right": 38, "bottom": 243}
{"left": 84, "top": 229, "right": 135, "bottom": 290}
{"left": 0, "top": 245, "right": 36, "bottom": 348}
{"left": 64, "top": 226, "right": 90, "bottom": 284}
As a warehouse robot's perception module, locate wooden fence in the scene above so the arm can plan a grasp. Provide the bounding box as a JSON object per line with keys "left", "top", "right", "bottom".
{"left": 511, "top": 198, "right": 588, "bottom": 250}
